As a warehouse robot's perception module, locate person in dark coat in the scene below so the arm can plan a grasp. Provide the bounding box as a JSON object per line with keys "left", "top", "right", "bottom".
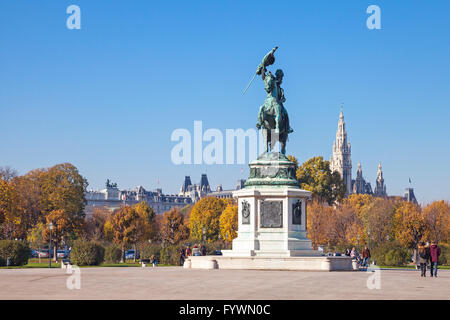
{"left": 429, "top": 241, "right": 441, "bottom": 277}
{"left": 362, "top": 246, "right": 371, "bottom": 267}
{"left": 185, "top": 245, "right": 192, "bottom": 257}
{"left": 418, "top": 242, "right": 430, "bottom": 277}
{"left": 200, "top": 244, "right": 207, "bottom": 256}
{"left": 179, "top": 247, "right": 186, "bottom": 266}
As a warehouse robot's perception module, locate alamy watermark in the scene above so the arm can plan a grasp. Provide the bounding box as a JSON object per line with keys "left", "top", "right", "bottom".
{"left": 66, "top": 5, "right": 81, "bottom": 30}
{"left": 65, "top": 264, "right": 81, "bottom": 290}
{"left": 171, "top": 121, "right": 284, "bottom": 165}
{"left": 366, "top": 264, "right": 381, "bottom": 290}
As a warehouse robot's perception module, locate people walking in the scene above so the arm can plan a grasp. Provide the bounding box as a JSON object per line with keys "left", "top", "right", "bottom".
{"left": 429, "top": 241, "right": 441, "bottom": 277}
{"left": 418, "top": 242, "right": 429, "bottom": 277}
{"left": 362, "top": 246, "right": 371, "bottom": 267}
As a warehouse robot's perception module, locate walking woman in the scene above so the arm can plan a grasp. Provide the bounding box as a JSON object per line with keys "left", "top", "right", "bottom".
{"left": 418, "top": 242, "right": 430, "bottom": 277}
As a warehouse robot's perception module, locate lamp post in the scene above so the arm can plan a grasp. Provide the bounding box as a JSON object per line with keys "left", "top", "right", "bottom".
{"left": 48, "top": 222, "right": 54, "bottom": 268}
{"left": 367, "top": 229, "right": 371, "bottom": 250}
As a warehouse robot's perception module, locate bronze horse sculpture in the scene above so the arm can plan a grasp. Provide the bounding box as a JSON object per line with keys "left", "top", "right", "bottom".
{"left": 249, "top": 47, "right": 292, "bottom": 155}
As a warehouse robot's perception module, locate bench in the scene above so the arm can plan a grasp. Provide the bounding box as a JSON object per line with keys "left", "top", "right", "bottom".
{"left": 141, "top": 259, "right": 151, "bottom": 267}
{"left": 61, "top": 259, "right": 71, "bottom": 269}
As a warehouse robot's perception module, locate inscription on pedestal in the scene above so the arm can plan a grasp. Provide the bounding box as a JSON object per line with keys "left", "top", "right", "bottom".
{"left": 242, "top": 200, "right": 250, "bottom": 225}
{"left": 260, "top": 200, "right": 283, "bottom": 228}
{"left": 292, "top": 200, "right": 302, "bottom": 225}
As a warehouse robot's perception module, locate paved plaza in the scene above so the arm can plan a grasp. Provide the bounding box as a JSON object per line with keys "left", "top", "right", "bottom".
{"left": 0, "top": 267, "right": 449, "bottom": 300}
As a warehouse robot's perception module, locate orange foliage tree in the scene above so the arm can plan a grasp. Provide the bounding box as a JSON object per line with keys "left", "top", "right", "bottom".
{"left": 42, "top": 209, "right": 72, "bottom": 261}
{"left": 422, "top": 200, "right": 450, "bottom": 243}
{"left": 160, "top": 208, "right": 189, "bottom": 244}
{"left": 393, "top": 201, "right": 425, "bottom": 249}
{"left": 189, "top": 197, "right": 229, "bottom": 242}
{"left": 219, "top": 203, "right": 238, "bottom": 244}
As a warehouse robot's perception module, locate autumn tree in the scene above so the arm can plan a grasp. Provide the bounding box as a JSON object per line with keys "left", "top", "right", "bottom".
{"left": 27, "top": 222, "right": 46, "bottom": 250}
{"left": 160, "top": 208, "right": 189, "bottom": 244}
{"left": 85, "top": 207, "right": 109, "bottom": 241}
{"left": 344, "top": 194, "right": 375, "bottom": 216}
{"left": 287, "top": 155, "right": 299, "bottom": 170}
{"left": 189, "top": 197, "right": 228, "bottom": 242}
{"left": 328, "top": 204, "right": 357, "bottom": 246}
{"left": 296, "top": 156, "right": 346, "bottom": 205}
{"left": 422, "top": 200, "right": 450, "bottom": 243}
{"left": 129, "top": 201, "right": 156, "bottom": 260}
{"left": 42, "top": 209, "right": 72, "bottom": 261}
{"left": 111, "top": 206, "right": 139, "bottom": 262}
{"left": 307, "top": 201, "right": 332, "bottom": 249}
{"left": 393, "top": 201, "right": 425, "bottom": 249}
{"left": 0, "top": 166, "right": 17, "bottom": 182}
{"left": 132, "top": 201, "right": 156, "bottom": 241}
{"left": 103, "top": 216, "right": 115, "bottom": 242}
{"left": 0, "top": 179, "right": 22, "bottom": 239}
{"left": 219, "top": 204, "right": 238, "bottom": 244}
{"left": 361, "top": 198, "right": 395, "bottom": 245}
{"left": 13, "top": 171, "right": 44, "bottom": 236}
{"left": 39, "top": 163, "right": 88, "bottom": 233}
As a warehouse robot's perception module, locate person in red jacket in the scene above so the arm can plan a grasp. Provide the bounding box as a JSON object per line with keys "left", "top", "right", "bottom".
{"left": 429, "top": 241, "right": 441, "bottom": 277}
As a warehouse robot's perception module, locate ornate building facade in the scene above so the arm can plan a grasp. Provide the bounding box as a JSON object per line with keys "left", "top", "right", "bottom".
{"left": 330, "top": 109, "right": 386, "bottom": 198}
{"left": 179, "top": 174, "right": 211, "bottom": 202}
{"left": 330, "top": 110, "right": 352, "bottom": 195}
{"left": 330, "top": 109, "right": 418, "bottom": 202}
{"left": 85, "top": 181, "right": 192, "bottom": 216}
{"left": 373, "top": 162, "right": 387, "bottom": 197}
{"left": 352, "top": 162, "right": 373, "bottom": 195}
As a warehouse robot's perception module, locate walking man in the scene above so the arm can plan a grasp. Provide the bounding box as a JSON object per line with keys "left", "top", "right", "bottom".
{"left": 429, "top": 241, "right": 441, "bottom": 277}
{"left": 362, "top": 246, "right": 371, "bottom": 267}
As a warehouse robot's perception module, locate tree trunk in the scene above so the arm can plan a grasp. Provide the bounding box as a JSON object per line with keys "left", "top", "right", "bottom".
{"left": 133, "top": 243, "right": 137, "bottom": 262}
{"left": 121, "top": 245, "right": 125, "bottom": 263}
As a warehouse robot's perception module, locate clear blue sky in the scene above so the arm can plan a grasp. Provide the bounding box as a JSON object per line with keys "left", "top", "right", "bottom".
{"left": 1, "top": 1, "right": 449, "bottom": 205}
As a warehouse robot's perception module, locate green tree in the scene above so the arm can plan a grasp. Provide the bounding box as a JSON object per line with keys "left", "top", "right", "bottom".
{"left": 296, "top": 156, "right": 346, "bottom": 205}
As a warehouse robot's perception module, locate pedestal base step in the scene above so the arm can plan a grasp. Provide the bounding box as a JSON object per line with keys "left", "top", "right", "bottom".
{"left": 184, "top": 255, "right": 353, "bottom": 271}
{"left": 221, "top": 249, "right": 322, "bottom": 257}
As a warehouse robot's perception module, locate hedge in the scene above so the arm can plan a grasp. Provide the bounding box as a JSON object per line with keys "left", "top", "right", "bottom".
{"left": 0, "top": 240, "right": 30, "bottom": 266}
{"left": 371, "top": 242, "right": 410, "bottom": 266}
{"left": 70, "top": 240, "right": 104, "bottom": 266}
{"left": 139, "top": 243, "right": 161, "bottom": 261}
{"left": 104, "top": 244, "right": 122, "bottom": 264}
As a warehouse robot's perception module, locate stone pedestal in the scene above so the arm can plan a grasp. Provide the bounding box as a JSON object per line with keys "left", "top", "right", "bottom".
{"left": 221, "top": 186, "right": 319, "bottom": 257}
{"left": 222, "top": 152, "right": 319, "bottom": 257}
{"left": 185, "top": 152, "right": 352, "bottom": 271}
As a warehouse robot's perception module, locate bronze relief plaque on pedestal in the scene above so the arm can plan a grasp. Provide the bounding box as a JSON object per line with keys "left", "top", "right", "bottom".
{"left": 242, "top": 200, "right": 250, "bottom": 225}
{"left": 260, "top": 200, "right": 283, "bottom": 228}
{"left": 292, "top": 200, "right": 302, "bottom": 225}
